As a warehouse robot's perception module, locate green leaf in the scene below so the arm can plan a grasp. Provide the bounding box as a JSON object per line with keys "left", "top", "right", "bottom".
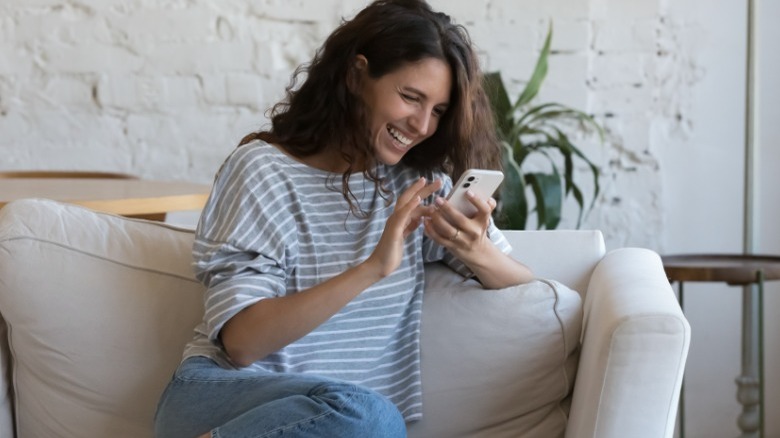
{"left": 513, "top": 102, "right": 563, "bottom": 135}
{"left": 525, "top": 171, "right": 562, "bottom": 229}
{"left": 570, "top": 183, "right": 586, "bottom": 228}
{"left": 513, "top": 23, "right": 553, "bottom": 110}
{"left": 551, "top": 127, "right": 601, "bottom": 210}
{"left": 562, "top": 143, "right": 575, "bottom": 194}
{"left": 483, "top": 72, "right": 513, "bottom": 140}
{"left": 495, "top": 141, "right": 528, "bottom": 229}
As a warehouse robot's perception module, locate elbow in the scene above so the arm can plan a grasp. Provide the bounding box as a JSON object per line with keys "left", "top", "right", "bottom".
{"left": 218, "top": 300, "right": 281, "bottom": 367}
{"left": 224, "top": 339, "right": 267, "bottom": 368}
{"left": 219, "top": 327, "right": 259, "bottom": 368}
{"left": 223, "top": 343, "right": 256, "bottom": 368}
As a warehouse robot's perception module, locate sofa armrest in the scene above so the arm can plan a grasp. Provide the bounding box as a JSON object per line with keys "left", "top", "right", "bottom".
{"left": 566, "top": 248, "right": 690, "bottom": 438}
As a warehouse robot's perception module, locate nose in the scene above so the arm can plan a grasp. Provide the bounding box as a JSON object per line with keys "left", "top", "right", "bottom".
{"left": 409, "top": 109, "right": 433, "bottom": 136}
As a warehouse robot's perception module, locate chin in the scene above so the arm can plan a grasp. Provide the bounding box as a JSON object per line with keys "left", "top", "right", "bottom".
{"left": 375, "top": 144, "right": 406, "bottom": 166}
{"left": 377, "top": 154, "right": 403, "bottom": 166}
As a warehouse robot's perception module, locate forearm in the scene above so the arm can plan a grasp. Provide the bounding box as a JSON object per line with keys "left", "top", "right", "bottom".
{"left": 220, "top": 260, "right": 384, "bottom": 367}
{"left": 457, "top": 241, "right": 534, "bottom": 289}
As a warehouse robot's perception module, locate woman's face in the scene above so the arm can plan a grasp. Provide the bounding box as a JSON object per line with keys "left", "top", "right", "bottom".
{"left": 357, "top": 56, "right": 452, "bottom": 166}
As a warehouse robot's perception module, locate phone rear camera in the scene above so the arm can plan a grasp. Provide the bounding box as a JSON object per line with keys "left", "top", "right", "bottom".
{"left": 463, "top": 183, "right": 471, "bottom": 188}
{"left": 467, "top": 176, "right": 476, "bottom": 182}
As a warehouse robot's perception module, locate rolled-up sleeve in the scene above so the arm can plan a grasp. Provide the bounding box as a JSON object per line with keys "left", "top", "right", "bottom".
{"left": 192, "top": 146, "right": 294, "bottom": 344}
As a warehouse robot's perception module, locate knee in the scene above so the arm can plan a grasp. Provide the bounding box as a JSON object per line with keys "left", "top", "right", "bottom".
{"left": 311, "top": 382, "right": 406, "bottom": 437}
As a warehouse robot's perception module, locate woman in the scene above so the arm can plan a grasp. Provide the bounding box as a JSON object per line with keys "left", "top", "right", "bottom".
{"left": 155, "top": 1, "right": 533, "bottom": 436}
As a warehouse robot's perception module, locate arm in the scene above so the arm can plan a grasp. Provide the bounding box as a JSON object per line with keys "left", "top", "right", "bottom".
{"left": 423, "top": 189, "right": 534, "bottom": 289}
{"left": 221, "top": 261, "right": 382, "bottom": 367}
{"left": 221, "top": 178, "right": 441, "bottom": 367}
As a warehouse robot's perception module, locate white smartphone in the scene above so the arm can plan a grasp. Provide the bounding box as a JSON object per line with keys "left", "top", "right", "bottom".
{"left": 446, "top": 169, "right": 504, "bottom": 218}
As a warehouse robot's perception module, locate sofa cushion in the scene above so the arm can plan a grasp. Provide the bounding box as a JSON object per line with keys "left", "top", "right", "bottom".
{"left": 407, "top": 262, "right": 582, "bottom": 438}
{"left": 0, "top": 199, "right": 583, "bottom": 437}
{"left": 0, "top": 199, "right": 204, "bottom": 437}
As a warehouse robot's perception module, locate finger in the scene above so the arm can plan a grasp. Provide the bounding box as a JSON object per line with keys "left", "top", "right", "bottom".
{"left": 432, "top": 196, "right": 471, "bottom": 231}
{"left": 424, "top": 208, "right": 460, "bottom": 242}
{"left": 423, "top": 215, "right": 463, "bottom": 247}
{"left": 384, "top": 195, "right": 422, "bottom": 243}
{"left": 397, "top": 177, "right": 427, "bottom": 207}
{"left": 422, "top": 217, "right": 446, "bottom": 244}
{"left": 397, "top": 195, "right": 423, "bottom": 220}
{"left": 413, "top": 178, "right": 443, "bottom": 202}
{"left": 405, "top": 203, "right": 433, "bottom": 230}
{"left": 403, "top": 216, "right": 423, "bottom": 238}
{"left": 415, "top": 203, "right": 436, "bottom": 218}
{"left": 464, "top": 190, "right": 492, "bottom": 219}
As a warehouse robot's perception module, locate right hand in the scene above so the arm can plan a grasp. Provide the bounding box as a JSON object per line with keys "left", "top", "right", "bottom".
{"left": 365, "top": 177, "right": 441, "bottom": 278}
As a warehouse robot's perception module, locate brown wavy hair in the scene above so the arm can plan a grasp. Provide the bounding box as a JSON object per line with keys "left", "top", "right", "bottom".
{"left": 240, "top": 0, "right": 500, "bottom": 214}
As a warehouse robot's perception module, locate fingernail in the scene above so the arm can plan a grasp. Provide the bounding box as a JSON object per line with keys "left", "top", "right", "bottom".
{"left": 466, "top": 190, "right": 475, "bottom": 198}
{"left": 434, "top": 197, "right": 445, "bottom": 206}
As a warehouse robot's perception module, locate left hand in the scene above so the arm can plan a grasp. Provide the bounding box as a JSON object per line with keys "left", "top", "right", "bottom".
{"left": 423, "top": 189, "right": 497, "bottom": 260}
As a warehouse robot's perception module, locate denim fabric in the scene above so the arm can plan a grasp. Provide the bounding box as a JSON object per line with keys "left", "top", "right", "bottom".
{"left": 155, "top": 357, "right": 407, "bottom": 438}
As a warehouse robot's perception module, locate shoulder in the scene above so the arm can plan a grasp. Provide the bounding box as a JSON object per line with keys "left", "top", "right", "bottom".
{"left": 198, "top": 142, "right": 298, "bottom": 243}
{"left": 207, "top": 140, "right": 297, "bottom": 215}
{"left": 214, "top": 141, "right": 297, "bottom": 194}
{"left": 219, "top": 141, "right": 280, "bottom": 178}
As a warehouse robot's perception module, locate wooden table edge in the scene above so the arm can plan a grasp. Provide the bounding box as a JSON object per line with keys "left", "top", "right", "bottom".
{"left": 70, "top": 193, "right": 210, "bottom": 215}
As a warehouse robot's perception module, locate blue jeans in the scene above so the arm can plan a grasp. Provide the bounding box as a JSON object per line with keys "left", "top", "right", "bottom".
{"left": 154, "top": 357, "right": 407, "bottom": 438}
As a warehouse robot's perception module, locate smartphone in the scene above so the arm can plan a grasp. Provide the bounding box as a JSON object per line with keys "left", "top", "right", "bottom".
{"left": 446, "top": 169, "right": 504, "bottom": 218}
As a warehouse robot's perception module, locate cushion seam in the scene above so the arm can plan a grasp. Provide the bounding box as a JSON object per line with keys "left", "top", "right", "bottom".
{"left": 539, "top": 279, "right": 573, "bottom": 402}
{"left": 0, "top": 236, "right": 198, "bottom": 283}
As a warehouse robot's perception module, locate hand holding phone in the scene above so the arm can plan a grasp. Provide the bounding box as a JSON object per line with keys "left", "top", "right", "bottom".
{"left": 446, "top": 169, "right": 504, "bottom": 218}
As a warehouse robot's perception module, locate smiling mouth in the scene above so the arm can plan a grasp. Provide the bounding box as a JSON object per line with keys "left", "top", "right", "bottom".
{"left": 388, "top": 126, "right": 412, "bottom": 148}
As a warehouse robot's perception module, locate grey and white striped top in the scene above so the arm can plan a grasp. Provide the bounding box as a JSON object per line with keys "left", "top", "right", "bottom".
{"left": 182, "top": 140, "right": 511, "bottom": 421}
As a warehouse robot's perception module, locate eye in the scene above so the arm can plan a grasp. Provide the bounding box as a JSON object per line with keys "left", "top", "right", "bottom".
{"left": 401, "top": 93, "right": 420, "bottom": 102}
{"left": 433, "top": 106, "right": 447, "bottom": 118}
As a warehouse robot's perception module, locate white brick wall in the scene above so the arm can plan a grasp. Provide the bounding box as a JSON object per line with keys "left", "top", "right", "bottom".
{"left": 0, "top": 0, "right": 693, "bottom": 249}
{"left": 2, "top": 2, "right": 779, "bottom": 437}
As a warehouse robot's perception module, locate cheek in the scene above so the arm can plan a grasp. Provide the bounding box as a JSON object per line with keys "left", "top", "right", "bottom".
{"left": 426, "top": 118, "right": 442, "bottom": 137}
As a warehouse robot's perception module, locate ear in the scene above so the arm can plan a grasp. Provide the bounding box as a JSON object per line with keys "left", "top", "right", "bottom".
{"left": 347, "top": 54, "right": 369, "bottom": 94}
{"left": 354, "top": 54, "right": 368, "bottom": 71}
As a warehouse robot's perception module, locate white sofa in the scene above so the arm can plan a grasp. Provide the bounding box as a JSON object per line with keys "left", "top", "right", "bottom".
{"left": 0, "top": 199, "right": 690, "bottom": 438}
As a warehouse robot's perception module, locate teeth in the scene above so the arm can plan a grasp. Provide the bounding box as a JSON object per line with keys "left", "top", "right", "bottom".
{"left": 388, "top": 127, "right": 412, "bottom": 146}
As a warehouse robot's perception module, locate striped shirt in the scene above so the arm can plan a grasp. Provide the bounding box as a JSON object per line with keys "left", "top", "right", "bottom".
{"left": 182, "top": 140, "right": 511, "bottom": 421}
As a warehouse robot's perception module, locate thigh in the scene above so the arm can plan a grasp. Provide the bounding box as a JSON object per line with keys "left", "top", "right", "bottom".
{"left": 155, "top": 357, "right": 323, "bottom": 436}
{"left": 154, "top": 357, "right": 406, "bottom": 438}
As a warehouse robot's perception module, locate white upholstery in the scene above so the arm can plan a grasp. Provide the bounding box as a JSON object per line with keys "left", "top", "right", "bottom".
{"left": 0, "top": 199, "right": 203, "bottom": 437}
{"left": 409, "top": 265, "right": 582, "bottom": 437}
{"left": 0, "top": 199, "right": 690, "bottom": 438}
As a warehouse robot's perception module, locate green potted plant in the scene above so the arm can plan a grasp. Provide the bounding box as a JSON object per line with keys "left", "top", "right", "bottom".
{"left": 485, "top": 25, "right": 604, "bottom": 230}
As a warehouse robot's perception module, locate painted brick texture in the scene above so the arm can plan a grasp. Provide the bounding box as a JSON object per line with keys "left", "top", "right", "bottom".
{"left": 0, "top": 0, "right": 696, "bottom": 251}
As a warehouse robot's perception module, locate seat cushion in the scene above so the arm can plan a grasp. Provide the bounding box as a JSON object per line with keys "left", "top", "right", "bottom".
{"left": 0, "top": 199, "right": 204, "bottom": 437}
{"left": 408, "top": 262, "right": 582, "bottom": 438}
